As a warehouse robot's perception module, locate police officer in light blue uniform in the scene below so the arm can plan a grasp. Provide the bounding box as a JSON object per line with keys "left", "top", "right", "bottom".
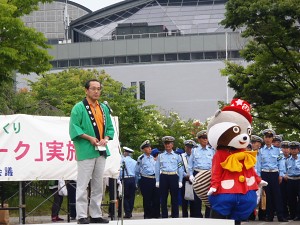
{"left": 135, "top": 140, "right": 160, "bottom": 219}
{"left": 256, "top": 129, "right": 288, "bottom": 222}
{"left": 285, "top": 141, "right": 300, "bottom": 221}
{"left": 155, "top": 136, "right": 183, "bottom": 218}
{"left": 280, "top": 141, "right": 291, "bottom": 219}
{"left": 188, "top": 130, "right": 215, "bottom": 218}
{"left": 119, "top": 147, "right": 137, "bottom": 219}
{"left": 180, "top": 140, "right": 197, "bottom": 218}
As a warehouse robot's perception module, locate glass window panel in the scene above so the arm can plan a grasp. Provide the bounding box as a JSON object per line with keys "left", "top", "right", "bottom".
{"left": 178, "top": 53, "right": 190, "bottom": 60}
{"left": 191, "top": 52, "right": 204, "bottom": 60}
{"left": 80, "top": 58, "right": 91, "bottom": 66}
{"left": 204, "top": 51, "right": 217, "bottom": 59}
{"left": 218, "top": 51, "right": 226, "bottom": 59}
{"left": 103, "top": 57, "right": 114, "bottom": 65}
{"left": 70, "top": 59, "right": 79, "bottom": 67}
{"left": 91, "top": 58, "right": 102, "bottom": 65}
{"left": 140, "top": 55, "right": 151, "bottom": 62}
{"left": 152, "top": 54, "right": 165, "bottom": 62}
{"left": 128, "top": 56, "right": 139, "bottom": 63}
{"left": 139, "top": 81, "right": 145, "bottom": 100}
{"left": 165, "top": 53, "right": 177, "bottom": 61}
{"left": 58, "top": 60, "right": 68, "bottom": 68}
{"left": 115, "top": 56, "right": 127, "bottom": 64}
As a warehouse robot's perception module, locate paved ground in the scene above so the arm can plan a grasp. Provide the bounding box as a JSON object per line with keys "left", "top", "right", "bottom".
{"left": 9, "top": 214, "right": 300, "bottom": 225}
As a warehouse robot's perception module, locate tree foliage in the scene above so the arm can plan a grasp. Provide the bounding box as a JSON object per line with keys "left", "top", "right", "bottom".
{"left": 0, "top": 0, "right": 52, "bottom": 84}
{"left": 220, "top": 0, "right": 300, "bottom": 139}
{"left": 28, "top": 69, "right": 202, "bottom": 153}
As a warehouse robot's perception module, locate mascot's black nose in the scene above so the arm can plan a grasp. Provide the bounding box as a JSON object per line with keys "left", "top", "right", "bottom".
{"left": 243, "top": 136, "right": 247, "bottom": 141}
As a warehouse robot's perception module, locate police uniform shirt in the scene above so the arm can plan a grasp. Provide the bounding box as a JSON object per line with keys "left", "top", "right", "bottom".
{"left": 188, "top": 145, "right": 215, "bottom": 175}
{"left": 120, "top": 155, "right": 137, "bottom": 178}
{"left": 181, "top": 152, "right": 191, "bottom": 177}
{"left": 285, "top": 156, "right": 300, "bottom": 177}
{"left": 135, "top": 153, "right": 156, "bottom": 177}
{"left": 256, "top": 144, "right": 285, "bottom": 177}
{"left": 155, "top": 150, "right": 183, "bottom": 182}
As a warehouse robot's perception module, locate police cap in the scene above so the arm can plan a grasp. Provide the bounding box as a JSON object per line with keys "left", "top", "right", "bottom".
{"left": 262, "top": 129, "right": 276, "bottom": 137}
{"left": 184, "top": 140, "right": 197, "bottom": 147}
{"left": 162, "top": 136, "right": 175, "bottom": 143}
{"left": 281, "top": 141, "right": 290, "bottom": 148}
{"left": 273, "top": 135, "right": 283, "bottom": 142}
{"left": 289, "top": 141, "right": 300, "bottom": 149}
{"left": 251, "top": 135, "right": 263, "bottom": 144}
{"left": 123, "top": 146, "right": 134, "bottom": 153}
{"left": 196, "top": 130, "right": 207, "bottom": 138}
{"left": 151, "top": 148, "right": 160, "bottom": 157}
{"left": 140, "top": 140, "right": 151, "bottom": 150}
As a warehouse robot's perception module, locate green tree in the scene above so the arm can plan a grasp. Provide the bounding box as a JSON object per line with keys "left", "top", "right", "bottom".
{"left": 0, "top": 0, "right": 52, "bottom": 84}
{"left": 29, "top": 69, "right": 202, "bottom": 153}
{"left": 220, "top": 0, "right": 300, "bottom": 139}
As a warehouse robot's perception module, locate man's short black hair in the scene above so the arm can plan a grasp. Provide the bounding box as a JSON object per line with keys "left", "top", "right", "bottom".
{"left": 84, "top": 79, "right": 101, "bottom": 89}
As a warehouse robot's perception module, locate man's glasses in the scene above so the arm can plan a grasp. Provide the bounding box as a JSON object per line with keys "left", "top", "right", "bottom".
{"left": 89, "top": 87, "right": 101, "bottom": 92}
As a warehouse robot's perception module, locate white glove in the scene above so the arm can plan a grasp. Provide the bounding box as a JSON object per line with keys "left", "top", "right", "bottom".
{"left": 207, "top": 187, "right": 217, "bottom": 196}
{"left": 259, "top": 180, "right": 268, "bottom": 187}
{"left": 155, "top": 182, "right": 159, "bottom": 188}
{"left": 179, "top": 182, "right": 183, "bottom": 188}
{"left": 189, "top": 175, "right": 195, "bottom": 183}
{"left": 117, "top": 179, "right": 121, "bottom": 185}
{"left": 117, "top": 184, "right": 122, "bottom": 198}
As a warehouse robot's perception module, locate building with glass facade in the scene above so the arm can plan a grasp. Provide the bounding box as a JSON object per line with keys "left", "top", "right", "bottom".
{"left": 18, "top": 0, "right": 246, "bottom": 121}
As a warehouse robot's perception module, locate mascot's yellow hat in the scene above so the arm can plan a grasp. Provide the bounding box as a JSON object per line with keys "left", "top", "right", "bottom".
{"left": 222, "top": 98, "right": 252, "bottom": 123}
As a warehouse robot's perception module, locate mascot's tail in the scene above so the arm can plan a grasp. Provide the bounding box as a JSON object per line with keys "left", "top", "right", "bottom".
{"left": 193, "top": 170, "right": 211, "bottom": 207}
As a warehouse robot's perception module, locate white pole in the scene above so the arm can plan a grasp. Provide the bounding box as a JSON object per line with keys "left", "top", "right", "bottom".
{"left": 225, "top": 32, "right": 229, "bottom": 104}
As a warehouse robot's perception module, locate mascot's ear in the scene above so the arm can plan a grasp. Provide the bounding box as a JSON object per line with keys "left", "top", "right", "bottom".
{"left": 214, "top": 109, "right": 221, "bottom": 117}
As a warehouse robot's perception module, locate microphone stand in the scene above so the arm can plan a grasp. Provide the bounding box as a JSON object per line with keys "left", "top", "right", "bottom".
{"left": 120, "top": 161, "right": 126, "bottom": 225}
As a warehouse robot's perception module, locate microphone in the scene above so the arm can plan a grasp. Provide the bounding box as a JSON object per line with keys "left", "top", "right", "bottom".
{"left": 103, "top": 101, "right": 113, "bottom": 114}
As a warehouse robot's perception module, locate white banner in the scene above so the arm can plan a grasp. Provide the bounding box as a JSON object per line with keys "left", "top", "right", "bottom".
{"left": 0, "top": 114, "right": 121, "bottom": 181}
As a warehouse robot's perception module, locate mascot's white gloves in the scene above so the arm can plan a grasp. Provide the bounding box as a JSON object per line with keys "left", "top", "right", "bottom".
{"left": 155, "top": 182, "right": 159, "bottom": 188}
{"left": 189, "top": 175, "right": 195, "bottom": 183}
{"left": 259, "top": 180, "right": 268, "bottom": 187}
{"left": 207, "top": 187, "right": 217, "bottom": 196}
{"left": 179, "top": 182, "right": 183, "bottom": 188}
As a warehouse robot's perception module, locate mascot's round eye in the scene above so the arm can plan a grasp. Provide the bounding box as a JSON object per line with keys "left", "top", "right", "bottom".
{"left": 233, "top": 126, "right": 240, "bottom": 133}
{"left": 247, "top": 128, "right": 251, "bottom": 136}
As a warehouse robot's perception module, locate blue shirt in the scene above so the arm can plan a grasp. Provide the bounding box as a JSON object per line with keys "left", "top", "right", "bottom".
{"left": 285, "top": 156, "right": 300, "bottom": 177}
{"left": 188, "top": 145, "right": 215, "bottom": 175}
{"left": 120, "top": 155, "right": 137, "bottom": 178}
{"left": 180, "top": 152, "right": 191, "bottom": 177}
{"left": 155, "top": 150, "right": 183, "bottom": 182}
{"left": 135, "top": 153, "right": 156, "bottom": 177}
{"left": 256, "top": 145, "right": 285, "bottom": 177}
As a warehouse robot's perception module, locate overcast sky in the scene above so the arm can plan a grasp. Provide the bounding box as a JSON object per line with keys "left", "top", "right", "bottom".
{"left": 71, "top": 0, "right": 124, "bottom": 11}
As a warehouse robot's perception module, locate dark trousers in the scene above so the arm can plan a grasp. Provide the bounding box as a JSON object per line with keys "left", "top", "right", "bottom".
{"left": 287, "top": 179, "right": 300, "bottom": 218}
{"left": 123, "top": 177, "right": 136, "bottom": 217}
{"left": 280, "top": 178, "right": 289, "bottom": 218}
{"left": 140, "top": 176, "right": 160, "bottom": 218}
{"left": 160, "top": 174, "right": 179, "bottom": 218}
{"left": 51, "top": 188, "right": 63, "bottom": 217}
{"left": 66, "top": 180, "right": 76, "bottom": 218}
{"left": 261, "top": 171, "right": 283, "bottom": 219}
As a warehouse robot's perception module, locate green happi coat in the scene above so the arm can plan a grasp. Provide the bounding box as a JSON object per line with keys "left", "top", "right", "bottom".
{"left": 69, "top": 101, "right": 115, "bottom": 161}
